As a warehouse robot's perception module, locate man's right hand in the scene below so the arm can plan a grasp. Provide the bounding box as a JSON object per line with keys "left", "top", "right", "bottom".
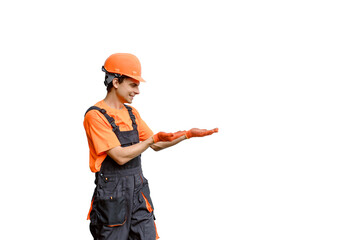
{"left": 185, "top": 128, "right": 218, "bottom": 139}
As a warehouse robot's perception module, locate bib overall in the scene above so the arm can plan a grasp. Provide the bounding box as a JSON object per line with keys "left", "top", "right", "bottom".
{"left": 85, "top": 105, "right": 158, "bottom": 240}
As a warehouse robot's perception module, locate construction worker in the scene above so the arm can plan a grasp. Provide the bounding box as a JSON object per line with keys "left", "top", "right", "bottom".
{"left": 83, "top": 53, "right": 218, "bottom": 240}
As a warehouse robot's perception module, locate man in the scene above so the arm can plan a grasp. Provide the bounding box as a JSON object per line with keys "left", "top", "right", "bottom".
{"left": 84, "top": 53, "right": 218, "bottom": 240}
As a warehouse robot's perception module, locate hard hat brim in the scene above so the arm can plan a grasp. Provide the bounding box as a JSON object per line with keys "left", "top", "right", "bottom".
{"left": 126, "top": 75, "right": 146, "bottom": 82}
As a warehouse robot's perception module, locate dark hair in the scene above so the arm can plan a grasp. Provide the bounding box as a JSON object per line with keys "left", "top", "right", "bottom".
{"left": 105, "top": 74, "right": 127, "bottom": 92}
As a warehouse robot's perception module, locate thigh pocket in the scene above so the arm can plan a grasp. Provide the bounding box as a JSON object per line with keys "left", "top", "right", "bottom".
{"left": 95, "top": 177, "right": 127, "bottom": 226}
{"left": 97, "top": 194, "right": 127, "bottom": 225}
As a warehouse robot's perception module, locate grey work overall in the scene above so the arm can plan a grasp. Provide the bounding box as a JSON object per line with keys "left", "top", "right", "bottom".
{"left": 85, "top": 105, "right": 157, "bottom": 240}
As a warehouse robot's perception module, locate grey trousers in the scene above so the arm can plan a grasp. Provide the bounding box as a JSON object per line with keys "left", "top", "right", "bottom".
{"left": 90, "top": 168, "right": 157, "bottom": 240}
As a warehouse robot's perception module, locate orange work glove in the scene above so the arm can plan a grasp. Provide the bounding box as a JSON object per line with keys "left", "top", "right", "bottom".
{"left": 173, "top": 130, "right": 187, "bottom": 138}
{"left": 153, "top": 132, "right": 178, "bottom": 143}
{"left": 185, "top": 128, "right": 218, "bottom": 139}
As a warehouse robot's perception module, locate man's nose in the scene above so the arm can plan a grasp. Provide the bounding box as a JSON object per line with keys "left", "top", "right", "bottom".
{"left": 135, "top": 87, "right": 140, "bottom": 94}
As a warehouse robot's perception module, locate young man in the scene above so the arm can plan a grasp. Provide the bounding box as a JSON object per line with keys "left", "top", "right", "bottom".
{"left": 84, "top": 53, "right": 218, "bottom": 240}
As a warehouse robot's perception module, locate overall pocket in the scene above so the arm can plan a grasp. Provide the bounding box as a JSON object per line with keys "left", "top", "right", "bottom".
{"left": 95, "top": 176, "right": 127, "bottom": 226}
{"left": 97, "top": 195, "right": 126, "bottom": 225}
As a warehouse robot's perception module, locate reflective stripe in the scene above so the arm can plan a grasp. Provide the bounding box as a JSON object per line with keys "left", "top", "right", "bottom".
{"left": 141, "top": 192, "right": 153, "bottom": 212}
{"left": 87, "top": 198, "right": 94, "bottom": 220}
{"left": 154, "top": 221, "right": 160, "bottom": 239}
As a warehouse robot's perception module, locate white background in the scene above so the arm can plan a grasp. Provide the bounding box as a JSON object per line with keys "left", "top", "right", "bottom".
{"left": 1, "top": 0, "right": 360, "bottom": 239}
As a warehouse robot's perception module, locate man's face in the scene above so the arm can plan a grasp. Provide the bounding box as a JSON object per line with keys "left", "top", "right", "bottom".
{"left": 114, "top": 77, "right": 140, "bottom": 104}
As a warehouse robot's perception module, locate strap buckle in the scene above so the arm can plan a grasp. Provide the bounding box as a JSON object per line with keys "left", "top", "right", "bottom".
{"left": 109, "top": 120, "right": 119, "bottom": 132}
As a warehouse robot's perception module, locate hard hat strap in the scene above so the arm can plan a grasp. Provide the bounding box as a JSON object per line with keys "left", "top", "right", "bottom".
{"left": 102, "top": 66, "right": 123, "bottom": 86}
{"left": 104, "top": 73, "right": 115, "bottom": 86}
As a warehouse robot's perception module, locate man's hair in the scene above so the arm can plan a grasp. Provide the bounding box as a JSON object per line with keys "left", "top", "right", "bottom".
{"left": 106, "top": 74, "right": 127, "bottom": 92}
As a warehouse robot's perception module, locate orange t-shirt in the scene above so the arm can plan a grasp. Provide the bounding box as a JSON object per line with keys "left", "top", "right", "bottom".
{"left": 83, "top": 100, "right": 154, "bottom": 172}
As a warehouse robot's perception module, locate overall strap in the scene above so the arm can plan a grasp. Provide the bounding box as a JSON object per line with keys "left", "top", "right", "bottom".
{"left": 124, "top": 105, "right": 138, "bottom": 130}
{"left": 85, "top": 106, "right": 119, "bottom": 132}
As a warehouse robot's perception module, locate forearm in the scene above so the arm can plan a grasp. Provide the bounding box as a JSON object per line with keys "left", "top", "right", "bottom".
{"left": 150, "top": 135, "right": 187, "bottom": 151}
{"left": 107, "top": 137, "right": 154, "bottom": 165}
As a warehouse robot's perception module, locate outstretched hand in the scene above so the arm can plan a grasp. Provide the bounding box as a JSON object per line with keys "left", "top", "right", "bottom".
{"left": 153, "top": 128, "right": 219, "bottom": 143}
{"left": 185, "top": 128, "right": 218, "bottom": 139}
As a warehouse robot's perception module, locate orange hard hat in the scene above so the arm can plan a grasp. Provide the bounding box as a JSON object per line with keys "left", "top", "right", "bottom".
{"left": 102, "top": 53, "right": 145, "bottom": 86}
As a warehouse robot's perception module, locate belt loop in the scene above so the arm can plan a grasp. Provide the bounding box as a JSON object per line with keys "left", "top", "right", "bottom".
{"left": 122, "top": 178, "right": 125, "bottom": 190}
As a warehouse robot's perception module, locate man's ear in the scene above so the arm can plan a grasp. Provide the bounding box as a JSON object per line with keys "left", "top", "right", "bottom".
{"left": 112, "top": 78, "right": 119, "bottom": 89}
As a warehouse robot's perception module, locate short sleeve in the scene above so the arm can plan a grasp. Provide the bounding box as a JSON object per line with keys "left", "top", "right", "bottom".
{"left": 84, "top": 110, "right": 120, "bottom": 155}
